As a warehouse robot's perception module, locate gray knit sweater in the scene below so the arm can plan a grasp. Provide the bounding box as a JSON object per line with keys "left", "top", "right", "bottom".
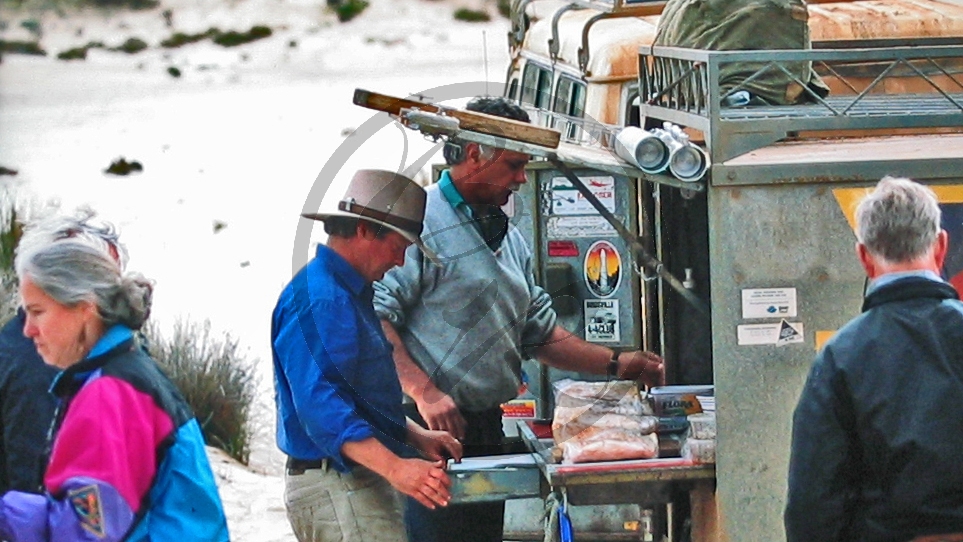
{"left": 373, "top": 184, "right": 557, "bottom": 411}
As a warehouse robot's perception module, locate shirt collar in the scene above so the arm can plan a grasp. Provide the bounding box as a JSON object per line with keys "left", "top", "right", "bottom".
{"left": 867, "top": 269, "right": 944, "bottom": 295}
{"left": 315, "top": 244, "right": 368, "bottom": 297}
{"left": 439, "top": 170, "right": 469, "bottom": 212}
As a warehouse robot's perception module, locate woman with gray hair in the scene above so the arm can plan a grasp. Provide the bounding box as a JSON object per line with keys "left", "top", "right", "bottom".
{"left": 0, "top": 215, "right": 229, "bottom": 541}
{"left": 0, "top": 209, "right": 126, "bottom": 497}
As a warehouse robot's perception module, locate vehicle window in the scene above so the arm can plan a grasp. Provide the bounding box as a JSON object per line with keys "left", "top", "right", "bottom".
{"left": 553, "top": 76, "right": 587, "bottom": 118}
{"left": 521, "top": 63, "right": 552, "bottom": 109}
{"left": 507, "top": 77, "right": 519, "bottom": 102}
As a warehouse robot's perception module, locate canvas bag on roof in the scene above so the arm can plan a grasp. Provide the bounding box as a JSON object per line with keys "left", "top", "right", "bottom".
{"left": 653, "top": 0, "right": 829, "bottom": 105}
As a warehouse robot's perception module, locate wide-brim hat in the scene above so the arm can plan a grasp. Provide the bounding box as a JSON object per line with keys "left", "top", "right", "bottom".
{"left": 302, "top": 169, "right": 439, "bottom": 263}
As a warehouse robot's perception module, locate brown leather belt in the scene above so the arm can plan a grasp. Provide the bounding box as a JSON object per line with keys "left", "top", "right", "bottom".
{"left": 286, "top": 457, "right": 330, "bottom": 476}
{"left": 913, "top": 533, "right": 963, "bottom": 542}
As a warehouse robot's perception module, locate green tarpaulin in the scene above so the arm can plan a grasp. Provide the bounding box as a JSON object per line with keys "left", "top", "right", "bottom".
{"left": 653, "top": 0, "right": 829, "bottom": 105}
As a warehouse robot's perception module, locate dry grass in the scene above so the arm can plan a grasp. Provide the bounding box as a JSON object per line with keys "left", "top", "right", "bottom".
{"left": 144, "top": 319, "right": 259, "bottom": 465}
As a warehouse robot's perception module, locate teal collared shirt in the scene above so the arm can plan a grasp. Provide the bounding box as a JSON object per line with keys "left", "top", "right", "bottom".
{"left": 438, "top": 170, "right": 509, "bottom": 250}
{"left": 438, "top": 169, "right": 470, "bottom": 214}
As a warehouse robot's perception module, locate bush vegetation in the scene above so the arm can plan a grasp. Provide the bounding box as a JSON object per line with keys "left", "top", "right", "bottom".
{"left": 211, "top": 25, "right": 271, "bottom": 47}
{"left": 453, "top": 7, "right": 491, "bottom": 22}
{"left": 160, "top": 29, "right": 219, "bottom": 48}
{"left": 111, "top": 36, "right": 148, "bottom": 53}
{"left": 332, "top": 0, "right": 369, "bottom": 22}
{"left": 144, "top": 319, "right": 259, "bottom": 465}
{"left": 0, "top": 40, "right": 46, "bottom": 56}
{"left": 0, "top": 192, "right": 23, "bottom": 324}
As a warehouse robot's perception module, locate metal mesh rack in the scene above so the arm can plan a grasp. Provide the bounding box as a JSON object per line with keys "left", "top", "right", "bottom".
{"left": 639, "top": 43, "right": 963, "bottom": 163}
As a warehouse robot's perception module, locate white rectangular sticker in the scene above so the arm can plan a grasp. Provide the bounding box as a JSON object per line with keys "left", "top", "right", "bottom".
{"left": 585, "top": 299, "right": 620, "bottom": 342}
{"left": 737, "top": 320, "right": 804, "bottom": 346}
{"left": 550, "top": 176, "right": 616, "bottom": 216}
{"left": 741, "top": 288, "right": 797, "bottom": 319}
{"left": 547, "top": 216, "right": 616, "bottom": 239}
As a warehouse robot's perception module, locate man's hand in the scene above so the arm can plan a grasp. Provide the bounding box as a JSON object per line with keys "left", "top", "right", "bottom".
{"left": 408, "top": 423, "right": 464, "bottom": 463}
{"left": 413, "top": 386, "right": 467, "bottom": 440}
{"left": 385, "top": 458, "right": 453, "bottom": 509}
{"left": 617, "top": 350, "right": 665, "bottom": 388}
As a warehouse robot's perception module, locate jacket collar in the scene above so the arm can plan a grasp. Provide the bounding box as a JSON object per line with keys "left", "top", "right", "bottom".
{"left": 50, "top": 325, "right": 135, "bottom": 397}
{"left": 862, "top": 275, "right": 959, "bottom": 312}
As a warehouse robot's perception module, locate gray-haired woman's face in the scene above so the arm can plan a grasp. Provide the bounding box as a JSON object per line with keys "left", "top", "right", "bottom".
{"left": 20, "top": 276, "right": 99, "bottom": 368}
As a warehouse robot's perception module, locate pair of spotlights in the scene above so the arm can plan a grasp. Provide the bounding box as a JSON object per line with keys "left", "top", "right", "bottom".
{"left": 614, "top": 123, "right": 710, "bottom": 182}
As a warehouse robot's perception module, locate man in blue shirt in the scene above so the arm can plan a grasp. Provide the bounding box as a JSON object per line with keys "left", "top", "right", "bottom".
{"left": 786, "top": 177, "right": 963, "bottom": 542}
{"left": 272, "top": 169, "right": 462, "bottom": 542}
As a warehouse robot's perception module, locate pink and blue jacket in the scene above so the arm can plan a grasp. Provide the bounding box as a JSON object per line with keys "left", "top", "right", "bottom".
{"left": 0, "top": 326, "right": 229, "bottom": 541}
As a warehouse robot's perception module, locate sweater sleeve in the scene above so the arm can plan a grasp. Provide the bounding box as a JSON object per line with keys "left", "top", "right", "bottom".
{"left": 517, "top": 235, "right": 557, "bottom": 349}
{"left": 373, "top": 244, "right": 425, "bottom": 328}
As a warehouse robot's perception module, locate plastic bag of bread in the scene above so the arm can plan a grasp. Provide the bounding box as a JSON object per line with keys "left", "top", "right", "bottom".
{"left": 552, "top": 379, "right": 659, "bottom": 464}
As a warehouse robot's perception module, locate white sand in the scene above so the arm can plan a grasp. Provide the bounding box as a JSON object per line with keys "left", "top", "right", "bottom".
{"left": 0, "top": 0, "right": 510, "bottom": 537}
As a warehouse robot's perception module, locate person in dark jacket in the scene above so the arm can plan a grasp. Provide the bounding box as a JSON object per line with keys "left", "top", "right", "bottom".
{"left": 0, "top": 310, "right": 58, "bottom": 494}
{"left": 0, "top": 213, "right": 229, "bottom": 541}
{"left": 785, "top": 176, "right": 963, "bottom": 542}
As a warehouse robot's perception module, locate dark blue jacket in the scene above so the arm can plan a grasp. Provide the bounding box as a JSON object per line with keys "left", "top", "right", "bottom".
{"left": 786, "top": 276, "right": 963, "bottom": 542}
{"left": 0, "top": 311, "right": 58, "bottom": 494}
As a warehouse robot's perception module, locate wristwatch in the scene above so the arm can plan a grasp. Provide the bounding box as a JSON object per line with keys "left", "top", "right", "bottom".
{"left": 606, "top": 356, "right": 620, "bottom": 379}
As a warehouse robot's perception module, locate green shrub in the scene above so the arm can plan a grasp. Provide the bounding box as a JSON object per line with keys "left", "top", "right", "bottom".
{"left": 0, "top": 40, "right": 46, "bottom": 56}
{"left": 332, "top": 0, "right": 369, "bottom": 23}
{"left": 111, "top": 37, "right": 148, "bottom": 54}
{"left": 160, "top": 28, "right": 219, "bottom": 48}
{"left": 212, "top": 25, "right": 271, "bottom": 47}
{"left": 57, "top": 41, "right": 103, "bottom": 60}
{"left": 453, "top": 7, "right": 490, "bottom": 22}
{"left": 19, "top": 19, "right": 41, "bottom": 37}
{"left": 497, "top": 0, "right": 511, "bottom": 18}
{"left": 88, "top": 0, "right": 158, "bottom": 10}
{"left": 0, "top": 190, "right": 23, "bottom": 325}
{"left": 145, "top": 319, "right": 258, "bottom": 465}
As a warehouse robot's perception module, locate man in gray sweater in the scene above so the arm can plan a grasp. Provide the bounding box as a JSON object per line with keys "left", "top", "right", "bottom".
{"left": 374, "top": 96, "right": 665, "bottom": 542}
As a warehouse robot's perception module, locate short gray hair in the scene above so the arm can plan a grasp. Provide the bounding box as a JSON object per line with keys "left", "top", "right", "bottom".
{"left": 15, "top": 216, "right": 152, "bottom": 330}
{"left": 16, "top": 208, "right": 128, "bottom": 270}
{"left": 855, "top": 176, "right": 942, "bottom": 264}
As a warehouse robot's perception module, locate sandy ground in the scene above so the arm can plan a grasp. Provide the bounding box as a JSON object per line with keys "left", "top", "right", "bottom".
{"left": 0, "top": 0, "right": 511, "bottom": 538}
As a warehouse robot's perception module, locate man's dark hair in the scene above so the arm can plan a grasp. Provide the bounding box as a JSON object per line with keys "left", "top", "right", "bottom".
{"left": 443, "top": 96, "right": 531, "bottom": 165}
{"left": 323, "top": 217, "right": 390, "bottom": 239}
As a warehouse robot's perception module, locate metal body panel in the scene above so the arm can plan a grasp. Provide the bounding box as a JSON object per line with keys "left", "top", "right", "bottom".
{"left": 448, "top": 462, "right": 542, "bottom": 504}
{"left": 714, "top": 133, "right": 963, "bottom": 185}
{"left": 707, "top": 182, "right": 869, "bottom": 540}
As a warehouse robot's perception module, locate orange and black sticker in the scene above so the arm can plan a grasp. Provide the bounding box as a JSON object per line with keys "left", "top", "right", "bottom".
{"left": 68, "top": 484, "right": 106, "bottom": 538}
{"left": 584, "top": 240, "right": 622, "bottom": 298}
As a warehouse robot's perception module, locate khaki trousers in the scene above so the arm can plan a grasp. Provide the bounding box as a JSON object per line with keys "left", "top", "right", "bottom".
{"left": 284, "top": 464, "right": 406, "bottom": 542}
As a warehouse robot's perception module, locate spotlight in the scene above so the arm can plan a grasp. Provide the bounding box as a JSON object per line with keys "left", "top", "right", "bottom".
{"left": 614, "top": 127, "right": 670, "bottom": 174}
{"left": 663, "top": 123, "right": 710, "bottom": 183}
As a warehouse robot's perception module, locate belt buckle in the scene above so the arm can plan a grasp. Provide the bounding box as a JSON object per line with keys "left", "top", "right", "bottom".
{"left": 286, "top": 457, "right": 329, "bottom": 476}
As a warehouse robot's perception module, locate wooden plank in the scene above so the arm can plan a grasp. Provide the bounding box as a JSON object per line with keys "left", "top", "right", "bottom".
{"left": 353, "top": 88, "right": 561, "bottom": 149}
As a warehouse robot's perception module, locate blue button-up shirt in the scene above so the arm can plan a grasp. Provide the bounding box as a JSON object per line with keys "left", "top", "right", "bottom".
{"left": 271, "top": 245, "right": 410, "bottom": 472}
